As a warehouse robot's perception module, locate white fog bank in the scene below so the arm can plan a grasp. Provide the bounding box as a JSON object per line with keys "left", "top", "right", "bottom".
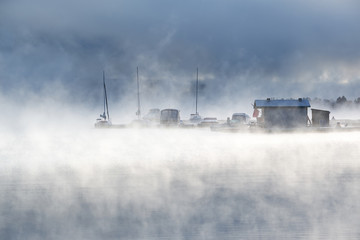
{"left": 1, "top": 124, "right": 360, "bottom": 239}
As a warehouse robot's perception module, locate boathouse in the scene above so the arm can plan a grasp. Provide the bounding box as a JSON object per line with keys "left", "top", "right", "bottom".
{"left": 311, "top": 109, "right": 330, "bottom": 127}
{"left": 253, "top": 98, "right": 311, "bottom": 128}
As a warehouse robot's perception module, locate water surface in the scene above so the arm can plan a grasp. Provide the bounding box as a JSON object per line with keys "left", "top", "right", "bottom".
{"left": 1, "top": 128, "right": 360, "bottom": 239}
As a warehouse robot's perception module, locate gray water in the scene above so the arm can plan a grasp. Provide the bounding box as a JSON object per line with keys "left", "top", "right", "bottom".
{"left": 1, "top": 128, "right": 360, "bottom": 239}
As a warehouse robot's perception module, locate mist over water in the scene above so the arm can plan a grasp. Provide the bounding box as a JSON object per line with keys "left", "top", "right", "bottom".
{"left": 1, "top": 123, "right": 360, "bottom": 239}
{"left": 2, "top": 0, "right": 360, "bottom": 238}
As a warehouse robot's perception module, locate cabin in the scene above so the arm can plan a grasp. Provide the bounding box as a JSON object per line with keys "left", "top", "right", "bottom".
{"left": 160, "top": 109, "right": 180, "bottom": 125}
{"left": 231, "top": 113, "right": 250, "bottom": 123}
{"left": 311, "top": 109, "right": 330, "bottom": 127}
{"left": 198, "top": 117, "right": 218, "bottom": 128}
{"left": 253, "top": 98, "right": 311, "bottom": 129}
{"left": 143, "top": 108, "right": 160, "bottom": 122}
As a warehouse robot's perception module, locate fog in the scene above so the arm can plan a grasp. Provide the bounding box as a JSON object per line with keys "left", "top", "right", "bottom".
{"left": 1, "top": 99, "right": 360, "bottom": 240}
{"left": 2, "top": 0, "right": 360, "bottom": 238}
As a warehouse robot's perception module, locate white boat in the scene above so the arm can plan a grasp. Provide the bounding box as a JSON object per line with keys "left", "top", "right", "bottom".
{"left": 128, "top": 67, "right": 161, "bottom": 128}
{"left": 189, "top": 113, "right": 202, "bottom": 123}
{"left": 211, "top": 113, "right": 251, "bottom": 132}
{"left": 143, "top": 108, "right": 160, "bottom": 123}
{"left": 95, "top": 71, "right": 112, "bottom": 128}
{"left": 198, "top": 117, "right": 219, "bottom": 128}
{"left": 230, "top": 113, "right": 251, "bottom": 126}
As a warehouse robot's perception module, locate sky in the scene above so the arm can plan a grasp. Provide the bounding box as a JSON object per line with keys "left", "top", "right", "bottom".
{"left": 1, "top": 0, "right": 360, "bottom": 118}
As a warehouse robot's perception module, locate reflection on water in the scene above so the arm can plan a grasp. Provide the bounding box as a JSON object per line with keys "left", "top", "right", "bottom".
{"left": 1, "top": 129, "right": 360, "bottom": 239}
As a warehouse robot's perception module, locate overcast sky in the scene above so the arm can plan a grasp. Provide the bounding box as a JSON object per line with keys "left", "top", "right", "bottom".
{"left": 1, "top": 0, "right": 360, "bottom": 113}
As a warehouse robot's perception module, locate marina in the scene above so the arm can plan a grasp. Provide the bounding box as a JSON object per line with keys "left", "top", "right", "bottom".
{"left": 94, "top": 85, "right": 360, "bottom": 132}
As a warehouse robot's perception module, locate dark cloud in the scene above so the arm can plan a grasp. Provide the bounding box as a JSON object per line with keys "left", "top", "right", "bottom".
{"left": 1, "top": 0, "right": 360, "bottom": 111}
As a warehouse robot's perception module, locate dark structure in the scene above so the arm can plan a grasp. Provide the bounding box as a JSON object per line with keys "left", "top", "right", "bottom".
{"left": 160, "top": 109, "right": 180, "bottom": 125}
{"left": 311, "top": 109, "right": 330, "bottom": 127}
{"left": 253, "top": 98, "right": 311, "bottom": 128}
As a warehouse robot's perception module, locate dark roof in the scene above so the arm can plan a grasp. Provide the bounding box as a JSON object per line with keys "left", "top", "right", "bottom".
{"left": 254, "top": 99, "right": 310, "bottom": 108}
{"left": 311, "top": 108, "right": 330, "bottom": 113}
{"left": 161, "top": 109, "right": 179, "bottom": 112}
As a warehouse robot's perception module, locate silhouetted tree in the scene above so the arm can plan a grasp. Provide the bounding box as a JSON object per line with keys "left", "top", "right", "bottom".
{"left": 336, "top": 96, "right": 347, "bottom": 105}
{"left": 355, "top": 97, "right": 360, "bottom": 104}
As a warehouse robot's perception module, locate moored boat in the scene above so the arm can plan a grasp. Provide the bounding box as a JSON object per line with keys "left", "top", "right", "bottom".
{"left": 95, "top": 71, "right": 112, "bottom": 128}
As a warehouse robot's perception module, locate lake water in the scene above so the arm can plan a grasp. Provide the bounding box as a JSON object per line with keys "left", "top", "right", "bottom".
{"left": 1, "top": 128, "right": 360, "bottom": 239}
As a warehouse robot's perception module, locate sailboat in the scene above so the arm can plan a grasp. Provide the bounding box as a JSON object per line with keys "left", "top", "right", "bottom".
{"left": 95, "top": 71, "right": 112, "bottom": 128}
{"left": 189, "top": 68, "right": 202, "bottom": 123}
{"left": 130, "top": 67, "right": 151, "bottom": 127}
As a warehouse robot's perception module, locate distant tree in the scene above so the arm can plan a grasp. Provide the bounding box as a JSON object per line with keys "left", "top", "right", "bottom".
{"left": 355, "top": 97, "right": 360, "bottom": 104}
{"left": 321, "top": 99, "right": 335, "bottom": 108}
{"left": 336, "top": 96, "right": 347, "bottom": 105}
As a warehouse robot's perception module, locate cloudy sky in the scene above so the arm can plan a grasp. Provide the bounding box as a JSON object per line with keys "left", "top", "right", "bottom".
{"left": 1, "top": 0, "right": 360, "bottom": 114}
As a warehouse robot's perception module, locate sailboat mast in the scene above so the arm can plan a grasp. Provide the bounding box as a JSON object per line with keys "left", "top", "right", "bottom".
{"left": 103, "top": 71, "right": 106, "bottom": 117}
{"left": 136, "top": 66, "right": 141, "bottom": 119}
{"left": 103, "top": 70, "right": 110, "bottom": 120}
{"left": 196, "top": 67, "right": 199, "bottom": 115}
